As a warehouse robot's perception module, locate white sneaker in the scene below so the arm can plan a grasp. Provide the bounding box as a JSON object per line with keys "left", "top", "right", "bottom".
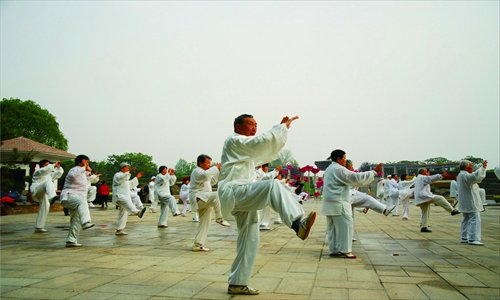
{"left": 88, "top": 202, "right": 95, "bottom": 208}
{"left": 192, "top": 245, "right": 210, "bottom": 252}
{"left": 115, "top": 230, "right": 128, "bottom": 236}
{"left": 384, "top": 205, "right": 396, "bottom": 216}
{"left": 468, "top": 241, "right": 484, "bottom": 246}
{"left": 34, "top": 228, "right": 48, "bottom": 233}
{"left": 82, "top": 222, "right": 95, "bottom": 230}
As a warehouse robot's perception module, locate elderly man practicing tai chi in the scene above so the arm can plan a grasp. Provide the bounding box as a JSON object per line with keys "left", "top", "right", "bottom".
{"left": 414, "top": 168, "right": 460, "bottom": 233}
{"left": 218, "top": 114, "right": 316, "bottom": 295}
{"left": 457, "top": 159, "right": 488, "bottom": 245}
{"left": 189, "top": 154, "right": 230, "bottom": 252}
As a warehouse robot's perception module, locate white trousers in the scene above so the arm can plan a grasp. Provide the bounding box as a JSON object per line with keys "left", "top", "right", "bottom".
{"left": 194, "top": 192, "right": 223, "bottom": 246}
{"left": 326, "top": 214, "right": 353, "bottom": 254}
{"left": 60, "top": 193, "right": 92, "bottom": 243}
{"left": 87, "top": 186, "right": 97, "bottom": 203}
{"left": 400, "top": 189, "right": 413, "bottom": 219}
{"left": 351, "top": 193, "right": 386, "bottom": 214}
{"left": 461, "top": 212, "right": 482, "bottom": 242}
{"left": 417, "top": 195, "right": 453, "bottom": 228}
{"left": 180, "top": 193, "right": 190, "bottom": 215}
{"left": 258, "top": 206, "right": 272, "bottom": 227}
{"left": 387, "top": 194, "right": 399, "bottom": 216}
{"left": 149, "top": 193, "right": 158, "bottom": 211}
{"left": 32, "top": 181, "right": 56, "bottom": 229}
{"left": 115, "top": 197, "right": 140, "bottom": 230}
{"left": 228, "top": 179, "right": 305, "bottom": 286}
{"left": 130, "top": 193, "right": 143, "bottom": 209}
{"left": 158, "top": 195, "right": 178, "bottom": 226}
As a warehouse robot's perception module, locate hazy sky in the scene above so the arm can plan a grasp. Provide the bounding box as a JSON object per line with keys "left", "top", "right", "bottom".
{"left": 1, "top": 1, "right": 499, "bottom": 169}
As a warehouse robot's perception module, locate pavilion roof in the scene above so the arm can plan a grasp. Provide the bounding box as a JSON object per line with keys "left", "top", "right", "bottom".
{"left": 0, "top": 136, "right": 76, "bottom": 162}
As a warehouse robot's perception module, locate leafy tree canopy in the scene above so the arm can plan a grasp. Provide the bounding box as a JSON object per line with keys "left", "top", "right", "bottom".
{"left": 461, "top": 156, "right": 485, "bottom": 165}
{"left": 174, "top": 158, "right": 197, "bottom": 180}
{"left": 423, "top": 157, "right": 454, "bottom": 164}
{"left": 1, "top": 98, "right": 68, "bottom": 150}
{"left": 270, "top": 149, "right": 299, "bottom": 168}
{"left": 91, "top": 152, "right": 158, "bottom": 186}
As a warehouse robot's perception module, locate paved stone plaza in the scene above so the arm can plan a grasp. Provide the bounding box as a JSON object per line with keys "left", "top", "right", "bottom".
{"left": 1, "top": 201, "right": 499, "bottom": 299}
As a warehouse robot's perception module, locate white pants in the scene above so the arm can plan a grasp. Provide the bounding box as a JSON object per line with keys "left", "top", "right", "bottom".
{"left": 32, "top": 181, "right": 56, "bottom": 229}
{"left": 149, "top": 193, "right": 158, "bottom": 211}
{"left": 130, "top": 193, "right": 143, "bottom": 210}
{"left": 400, "top": 189, "right": 414, "bottom": 219}
{"left": 87, "top": 186, "right": 96, "bottom": 203}
{"left": 326, "top": 214, "right": 353, "bottom": 254}
{"left": 158, "top": 195, "right": 178, "bottom": 226}
{"left": 461, "top": 212, "right": 482, "bottom": 242}
{"left": 61, "top": 193, "right": 92, "bottom": 243}
{"left": 194, "top": 192, "right": 223, "bottom": 246}
{"left": 351, "top": 193, "right": 386, "bottom": 214}
{"left": 115, "top": 197, "right": 140, "bottom": 230}
{"left": 228, "top": 179, "right": 305, "bottom": 286}
{"left": 180, "top": 192, "right": 190, "bottom": 215}
{"left": 387, "top": 194, "right": 399, "bottom": 216}
{"left": 258, "top": 206, "right": 272, "bottom": 228}
{"left": 417, "top": 195, "right": 453, "bottom": 228}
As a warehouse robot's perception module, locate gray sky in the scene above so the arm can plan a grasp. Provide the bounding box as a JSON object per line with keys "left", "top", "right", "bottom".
{"left": 1, "top": 1, "right": 499, "bottom": 169}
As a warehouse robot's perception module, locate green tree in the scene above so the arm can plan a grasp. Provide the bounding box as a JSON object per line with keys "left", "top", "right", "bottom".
{"left": 270, "top": 149, "right": 299, "bottom": 167}
{"left": 174, "top": 158, "right": 197, "bottom": 179}
{"left": 1, "top": 98, "right": 68, "bottom": 150}
{"left": 423, "top": 157, "right": 453, "bottom": 164}
{"left": 461, "top": 156, "right": 484, "bottom": 165}
{"left": 92, "top": 153, "right": 158, "bottom": 186}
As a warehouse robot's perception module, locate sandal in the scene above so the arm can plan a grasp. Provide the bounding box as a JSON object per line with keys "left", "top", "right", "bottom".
{"left": 363, "top": 208, "right": 369, "bottom": 214}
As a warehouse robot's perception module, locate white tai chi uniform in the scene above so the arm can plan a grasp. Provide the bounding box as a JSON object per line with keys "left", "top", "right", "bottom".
{"left": 112, "top": 172, "right": 141, "bottom": 230}
{"left": 218, "top": 123, "right": 306, "bottom": 286}
{"left": 179, "top": 183, "right": 190, "bottom": 216}
{"left": 190, "top": 166, "right": 226, "bottom": 248}
{"left": 154, "top": 173, "right": 179, "bottom": 226}
{"left": 387, "top": 178, "right": 399, "bottom": 216}
{"left": 399, "top": 178, "right": 416, "bottom": 220}
{"left": 450, "top": 180, "right": 458, "bottom": 201}
{"left": 457, "top": 167, "right": 486, "bottom": 243}
{"left": 148, "top": 179, "right": 157, "bottom": 212}
{"left": 32, "top": 164, "right": 64, "bottom": 230}
{"left": 60, "top": 166, "right": 93, "bottom": 244}
{"left": 322, "top": 162, "right": 376, "bottom": 255}
{"left": 130, "top": 185, "right": 143, "bottom": 210}
{"left": 414, "top": 174, "right": 454, "bottom": 228}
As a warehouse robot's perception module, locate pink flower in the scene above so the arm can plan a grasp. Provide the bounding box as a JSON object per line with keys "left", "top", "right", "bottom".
{"left": 311, "top": 167, "right": 320, "bottom": 174}
{"left": 314, "top": 192, "right": 321, "bottom": 197}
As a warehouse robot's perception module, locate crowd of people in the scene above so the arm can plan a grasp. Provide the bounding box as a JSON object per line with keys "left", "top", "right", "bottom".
{"left": 27, "top": 113, "right": 492, "bottom": 295}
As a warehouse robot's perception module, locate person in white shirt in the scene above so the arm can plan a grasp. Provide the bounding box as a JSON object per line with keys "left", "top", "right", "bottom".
{"left": 112, "top": 163, "right": 147, "bottom": 235}
{"left": 383, "top": 175, "right": 392, "bottom": 202}
{"left": 179, "top": 178, "right": 190, "bottom": 217}
{"left": 414, "top": 168, "right": 460, "bottom": 232}
{"left": 322, "top": 150, "right": 382, "bottom": 259}
{"left": 376, "top": 178, "right": 385, "bottom": 202}
{"left": 129, "top": 184, "right": 144, "bottom": 210}
{"left": 457, "top": 160, "right": 488, "bottom": 245}
{"left": 189, "top": 154, "right": 230, "bottom": 251}
{"left": 218, "top": 114, "right": 316, "bottom": 295}
{"left": 59, "top": 155, "right": 95, "bottom": 247}
{"left": 86, "top": 172, "right": 100, "bottom": 208}
{"left": 155, "top": 165, "right": 181, "bottom": 228}
{"left": 148, "top": 176, "right": 157, "bottom": 213}
{"left": 32, "top": 160, "right": 64, "bottom": 233}
{"left": 398, "top": 174, "right": 416, "bottom": 220}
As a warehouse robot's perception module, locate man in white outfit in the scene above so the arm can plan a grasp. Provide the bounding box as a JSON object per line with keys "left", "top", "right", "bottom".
{"left": 59, "top": 155, "right": 95, "bottom": 247}
{"left": 112, "top": 163, "right": 147, "bottom": 235}
{"left": 218, "top": 114, "right": 316, "bottom": 295}
{"left": 383, "top": 175, "right": 391, "bottom": 202}
{"left": 32, "top": 160, "right": 64, "bottom": 233}
{"left": 148, "top": 176, "right": 157, "bottom": 213}
{"left": 376, "top": 178, "right": 385, "bottom": 202}
{"left": 189, "top": 154, "right": 230, "bottom": 252}
{"left": 155, "top": 165, "right": 181, "bottom": 228}
{"left": 322, "top": 150, "right": 382, "bottom": 259}
{"left": 387, "top": 175, "right": 400, "bottom": 216}
{"left": 457, "top": 160, "right": 488, "bottom": 245}
{"left": 179, "top": 178, "right": 191, "bottom": 217}
{"left": 414, "top": 168, "right": 460, "bottom": 232}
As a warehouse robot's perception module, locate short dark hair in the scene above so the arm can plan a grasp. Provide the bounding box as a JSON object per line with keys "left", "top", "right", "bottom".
{"left": 330, "top": 149, "right": 345, "bottom": 163}
{"left": 38, "top": 159, "right": 50, "bottom": 167}
{"left": 75, "top": 154, "right": 90, "bottom": 166}
{"left": 400, "top": 174, "right": 408, "bottom": 181}
{"left": 197, "top": 154, "right": 212, "bottom": 167}
{"left": 234, "top": 114, "right": 253, "bottom": 128}
{"left": 262, "top": 163, "right": 269, "bottom": 168}
{"left": 158, "top": 166, "right": 167, "bottom": 173}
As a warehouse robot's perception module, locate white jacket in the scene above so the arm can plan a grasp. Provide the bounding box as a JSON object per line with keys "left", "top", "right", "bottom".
{"left": 457, "top": 167, "right": 486, "bottom": 213}
{"left": 414, "top": 174, "right": 442, "bottom": 205}
{"left": 155, "top": 173, "right": 176, "bottom": 198}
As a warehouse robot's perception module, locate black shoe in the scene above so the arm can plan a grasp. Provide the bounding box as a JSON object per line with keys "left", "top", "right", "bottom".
{"left": 49, "top": 196, "right": 58, "bottom": 205}
{"left": 451, "top": 209, "right": 460, "bottom": 216}
{"left": 420, "top": 227, "right": 432, "bottom": 233}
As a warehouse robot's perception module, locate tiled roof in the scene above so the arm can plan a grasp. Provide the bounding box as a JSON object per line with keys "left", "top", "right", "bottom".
{"left": 0, "top": 136, "right": 75, "bottom": 159}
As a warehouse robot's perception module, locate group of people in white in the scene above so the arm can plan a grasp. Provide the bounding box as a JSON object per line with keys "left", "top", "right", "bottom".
{"left": 30, "top": 113, "right": 492, "bottom": 295}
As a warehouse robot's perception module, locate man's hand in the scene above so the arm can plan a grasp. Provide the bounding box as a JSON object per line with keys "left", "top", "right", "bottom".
{"left": 373, "top": 163, "right": 383, "bottom": 173}
{"left": 483, "top": 160, "right": 488, "bottom": 169}
{"left": 280, "top": 115, "right": 299, "bottom": 128}
{"left": 215, "top": 162, "right": 221, "bottom": 170}
{"left": 55, "top": 161, "right": 61, "bottom": 168}
{"left": 168, "top": 168, "right": 175, "bottom": 175}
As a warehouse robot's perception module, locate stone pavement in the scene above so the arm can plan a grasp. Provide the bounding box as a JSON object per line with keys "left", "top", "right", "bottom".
{"left": 1, "top": 201, "right": 499, "bottom": 299}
